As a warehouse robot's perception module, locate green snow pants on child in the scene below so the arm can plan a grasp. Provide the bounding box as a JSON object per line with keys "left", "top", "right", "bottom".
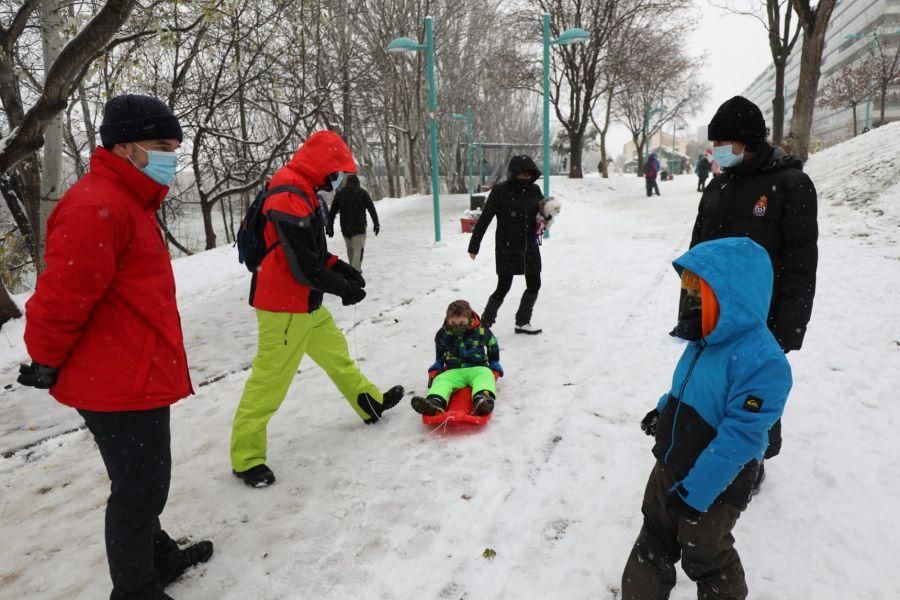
{"left": 230, "top": 307, "right": 382, "bottom": 472}
{"left": 428, "top": 366, "right": 497, "bottom": 401}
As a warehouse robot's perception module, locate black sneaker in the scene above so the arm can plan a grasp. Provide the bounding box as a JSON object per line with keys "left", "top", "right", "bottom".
{"left": 471, "top": 391, "right": 495, "bottom": 416}
{"left": 157, "top": 539, "right": 214, "bottom": 587}
{"left": 359, "top": 385, "right": 405, "bottom": 424}
{"left": 751, "top": 462, "right": 766, "bottom": 496}
{"left": 233, "top": 464, "right": 276, "bottom": 488}
{"left": 411, "top": 395, "right": 447, "bottom": 416}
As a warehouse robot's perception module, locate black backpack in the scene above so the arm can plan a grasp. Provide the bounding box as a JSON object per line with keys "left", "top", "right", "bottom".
{"left": 236, "top": 185, "right": 309, "bottom": 273}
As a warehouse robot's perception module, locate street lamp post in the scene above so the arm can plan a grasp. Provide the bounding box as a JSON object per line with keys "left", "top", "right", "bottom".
{"left": 541, "top": 13, "right": 589, "bottom": 201}
{"left": 388, "top": 16, "right": 442, "bottom": 242}
{"left": 451, "top": 106, "right": 474, "bottom": 197}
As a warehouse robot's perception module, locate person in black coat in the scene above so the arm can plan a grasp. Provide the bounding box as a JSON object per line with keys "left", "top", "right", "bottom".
{"left": 468, "top": 155, "right": 543, "bottom": 335}
{"left": 689, "top": 95, "right": 818, "bottom": 489}
{"left": 327, "top": 174, "right": 380, "bottom": 272}
{"left": 695, "top": 153, "right": 711, "bottom": 192}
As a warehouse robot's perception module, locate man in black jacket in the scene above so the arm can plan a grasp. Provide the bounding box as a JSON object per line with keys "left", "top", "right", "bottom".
{"left": 468, "top": 155, "right": 544, "bottom": 335}
{"left": 327, "top": 174, "right": 380, "bottom": 272}
{"left": 689, "top": 96, "right": 818, "bottom": 490}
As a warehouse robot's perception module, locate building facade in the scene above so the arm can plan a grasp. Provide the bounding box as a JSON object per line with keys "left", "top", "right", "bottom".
{"left": 742, "top": 0, "right": 900, "bottom": 146}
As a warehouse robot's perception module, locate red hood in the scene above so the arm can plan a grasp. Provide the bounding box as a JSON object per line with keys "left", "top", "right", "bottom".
{"left": 89, "top": 147, "right": 169, "bottom": 211}
{"left": 286, "top": 130, "right": 357, "bottom": 189}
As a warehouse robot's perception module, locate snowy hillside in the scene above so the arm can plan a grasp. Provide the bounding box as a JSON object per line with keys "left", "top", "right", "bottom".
{"left": 1, "top": 133, "right": 899, "bottom": 599}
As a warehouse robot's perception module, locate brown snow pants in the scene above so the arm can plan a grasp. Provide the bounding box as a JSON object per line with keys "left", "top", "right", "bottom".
{"left": 621, "top": 461, "right": 748, "bottom": 600}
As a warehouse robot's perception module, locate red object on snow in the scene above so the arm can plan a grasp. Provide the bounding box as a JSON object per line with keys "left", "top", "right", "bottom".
{"left": 460, "top": 217, "right": 477, "bottom": 233}
{"left": 421, "top": 371, "right": 499, "bottom": 427}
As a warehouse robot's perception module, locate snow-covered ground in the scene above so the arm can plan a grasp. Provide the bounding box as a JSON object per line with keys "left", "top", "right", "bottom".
{"left": 1, "top": 126, "right": 899, "bottom": 599}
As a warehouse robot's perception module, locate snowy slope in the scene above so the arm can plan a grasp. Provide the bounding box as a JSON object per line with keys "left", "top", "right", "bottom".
{"left": 1, "top": 140, "right": 899, "bottom": 599}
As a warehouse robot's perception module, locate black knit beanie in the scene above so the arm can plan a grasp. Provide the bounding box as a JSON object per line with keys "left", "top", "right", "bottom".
{"left": 707, "top": 96, "right": 767, "bottom": 144}
{"left": 99, "top": 94, "right": 183, "bottom": 147}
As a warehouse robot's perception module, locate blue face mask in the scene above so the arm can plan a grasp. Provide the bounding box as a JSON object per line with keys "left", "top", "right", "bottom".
{"left": 132, "top": 144, "right": 179, "bottom": 186}
{"left": 330, "top": 172, "right": 346, "bottom": 191}
{"left": 712, "top": 144, "right": 743, "bottom": 169}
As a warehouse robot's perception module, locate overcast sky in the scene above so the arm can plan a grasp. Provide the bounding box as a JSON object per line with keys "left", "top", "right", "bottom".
{"left": 604, "top": 0, "right": 773, "bottom": 158}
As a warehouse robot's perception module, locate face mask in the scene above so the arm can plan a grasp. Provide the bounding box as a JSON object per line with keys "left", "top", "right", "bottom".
{"left": 330, "top": 172, "right": 346, "bottom": 191}
{"left": 712, "top": 144, "right": 743, "bottom": 169}
{"left": 673, "top": 270, "right": 720, "bottom": 340}
{"left": 131, "top": 143, "right": 178, "bottom": 186}
{"left": 446, "top": 323, "right": 468, "bottom": 336}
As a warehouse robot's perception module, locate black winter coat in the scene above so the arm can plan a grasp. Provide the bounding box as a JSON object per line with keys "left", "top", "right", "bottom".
{"left": 468, "top": 155, "right": 543, "bottom": 276}
{"left": 328, "top": 175, "right": 379, "bottom": 238}
{"left": 690, "top": 142, "right": 818, "bottom": 351}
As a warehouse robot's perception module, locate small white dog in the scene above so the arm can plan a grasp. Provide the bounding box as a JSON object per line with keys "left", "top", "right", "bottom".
{"left": 536, "top": 197, "right": 562, "bottom": 239}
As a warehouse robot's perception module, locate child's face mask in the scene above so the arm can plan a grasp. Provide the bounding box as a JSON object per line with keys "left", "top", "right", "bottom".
{"left": 674, "top": 269, "right": 719, "bottom": 340}
{"left": 446, "top": 318, "right": 469, "bottom": 336}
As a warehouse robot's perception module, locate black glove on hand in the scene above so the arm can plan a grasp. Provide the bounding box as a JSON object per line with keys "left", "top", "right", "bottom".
{"left": 374, "top": 224, "right": 380, "bottom": 236}
{"left": 332, "top": 260, "right": 365, "bottom": 288}
{"left": 326, "top": 226, "right": 335, "bottom": 238}
{"left": 667, "top": 485, "right": 702, "bottom": 524}
{"left": 640, "top": 408, "right": 659, "bottom": 437}
{"left": 341, "top": 284, "right": 366, "bottom": 306}
{"left": 18, "top": 362, "right": 59, "bottom": 389}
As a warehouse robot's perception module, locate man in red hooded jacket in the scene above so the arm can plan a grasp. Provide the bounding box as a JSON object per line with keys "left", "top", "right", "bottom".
{"left": 230, "top": 130, "right": 404, "bottom": 488}
{"left": 21, "top": 94, "right": 212, "bottom": 600}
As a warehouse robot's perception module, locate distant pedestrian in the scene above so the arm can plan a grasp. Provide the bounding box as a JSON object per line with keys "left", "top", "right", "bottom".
{"left": 695, "top": 153, "right": 711, "bottom": 192}
{"left": 327, "top": 174, "right": 380, "bottom": 272}
{"left": 645, "top": 153, "right": 661, "bottom": 197}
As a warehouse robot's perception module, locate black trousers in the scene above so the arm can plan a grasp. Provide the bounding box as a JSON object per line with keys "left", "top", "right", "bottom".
{"left": 79, "top": 407, "right": 175, "bottom": 600}
{"left": 622, "top": 462, "right": 748, "bottom": 600}
{"left": 482, "top": 270, "right": 541, "bottom": 327}
{"left": 697, "top": 176, "right": 708, "bottom": 192}
{"left": 646, "top": 176, "right": 660, "bottom": 196}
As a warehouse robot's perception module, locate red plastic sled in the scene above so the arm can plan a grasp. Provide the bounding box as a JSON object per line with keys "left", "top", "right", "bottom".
{"left": 421, "top": 371, "right": 499, "bottom": 427}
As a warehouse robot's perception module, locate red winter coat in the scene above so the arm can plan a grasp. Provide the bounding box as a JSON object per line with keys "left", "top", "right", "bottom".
{"left": 24, "top": 147, "right": 193, "bottom": 412}
{"left": 250, "top": 131, "right": 358, "bottom": 313}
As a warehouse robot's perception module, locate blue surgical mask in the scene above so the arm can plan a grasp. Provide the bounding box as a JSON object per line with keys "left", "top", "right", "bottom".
{"left": 712, "top": 144, "right": 743, "bottom": 169}
{"left": 330, "top": 172, "right": 346, "bottom": 191}
{"left": 132, "top": 143, "right": 179, "bottom": 186}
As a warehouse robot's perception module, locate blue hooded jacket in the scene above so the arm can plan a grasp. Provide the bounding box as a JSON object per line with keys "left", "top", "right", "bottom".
{"left": 652, "top": 237, "right": 792, "bottom": 512}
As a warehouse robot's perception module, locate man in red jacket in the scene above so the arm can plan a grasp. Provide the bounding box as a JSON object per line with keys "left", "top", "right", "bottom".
{"left": 21, "top": 94, "right": 212, "bottom": 600}
{"left": 230, "top": 130, "right": 404, "bottom": 488}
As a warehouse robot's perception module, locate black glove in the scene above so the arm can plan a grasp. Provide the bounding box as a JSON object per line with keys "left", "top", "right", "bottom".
{"left": 667, "top": 485, "right": 702, "bottom": 524}
{"left": 640, "top": 409, "right": 659, "bottom": 437}
{"left": 18, "top": 362, "right": 59, "bottom": 389}
{"left": 374, "top": 223, "right": 380, "bottom": 236}
{"left": 326, "top": 225, "right": 335, "bottom": 238}
{"left": 341, "top": 284, "right": 366, "bottom": 306}
{"left": 332, "top": 260, "right": 366, "bottom": 288}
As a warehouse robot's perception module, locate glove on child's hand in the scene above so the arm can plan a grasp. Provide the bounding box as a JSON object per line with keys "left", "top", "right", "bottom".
{"left": 341, "top": 285, "right": 366, "bottom": 306}
{"left": 640, "top": 409, "right": 659, "bottom": 437}
{"left": 489, "top": 361, "right": 503, "bottom": 377}
{"left": 332, "top": 260, "right": 365, "bottom": 288}
{"left": 18, "top": 362, "right": 59, "bottom": 389}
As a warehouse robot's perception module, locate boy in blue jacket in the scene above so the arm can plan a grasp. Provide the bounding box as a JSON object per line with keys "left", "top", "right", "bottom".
{"left": 411, "top": 300, "right": 502, "bottom": 417}
{"left": 622, "top": 237, "right": 792, "bottom": 600}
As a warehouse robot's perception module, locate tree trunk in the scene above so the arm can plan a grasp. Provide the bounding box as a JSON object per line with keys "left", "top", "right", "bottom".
{"left": 772, "top": 60, "right": 787, "bottom": 144}
{"left": 0, "top": 284, "right": 21, "bottom": 327}
{"left": 567, "top": 130, "right": 584, "bottom": 179}
{"left": 878, "top": 83, "right": 887, "bottom": 125}
{"left": 789, "top": 0, "right": 838, "bottom": 162}
{"left": 406, "top": 133, "right": 418, "bottom": 193}
{"left": 39, "top": 0, "right": 66, "bottom": 267}
{"left": 383, "top": 129, "right": 396, "bottom": 198}
{"left": 852, "top": 103, "right": 858, "bottom": 136}
{"left": 201, "top": 199, "right": 217, "bottom": 250}
{"left": 599, "top": 87, "right": 614, "bottom": 178}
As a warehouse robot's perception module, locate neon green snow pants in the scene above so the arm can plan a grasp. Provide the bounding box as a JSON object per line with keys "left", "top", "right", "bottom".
{"left": 230, "top": 307, "right": 382, "bottom": 472}
{"left": 428, "top": 366, "right": 496, "bottom": 401}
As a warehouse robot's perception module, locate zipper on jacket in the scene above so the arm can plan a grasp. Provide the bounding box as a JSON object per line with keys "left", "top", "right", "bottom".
{"left": 664, "top": 341, "right": 706, "bottom": 465}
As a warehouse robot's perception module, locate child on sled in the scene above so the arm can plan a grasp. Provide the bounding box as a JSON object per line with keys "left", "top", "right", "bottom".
{"left": 411, "top": 300, "right": 503, "bottom": 417}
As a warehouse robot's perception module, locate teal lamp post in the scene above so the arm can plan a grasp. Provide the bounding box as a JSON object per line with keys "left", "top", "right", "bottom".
{"left": 451, "top": 106, "right": 474, "bottom": 196}
{"left": 389, "top": 16, "right": 442, "bottom": 242}
{"left": 542, "top": 13, "right": 588, "bottom": 240}
{"left": 542, "top": 13, "right": 589, "bottom": 200}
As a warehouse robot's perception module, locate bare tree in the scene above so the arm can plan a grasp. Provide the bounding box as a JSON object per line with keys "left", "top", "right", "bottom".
{"left": 820, "top": 58, "right": 872, "bottom": 137}
{"left": 866, "top": 31, "right": 900, "bottom": 126}
{"left": 712, "top": 0, "right": 800, "bottom": 144}
{"left": 788, "top": 0, "right": 837, "bottom": 161}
